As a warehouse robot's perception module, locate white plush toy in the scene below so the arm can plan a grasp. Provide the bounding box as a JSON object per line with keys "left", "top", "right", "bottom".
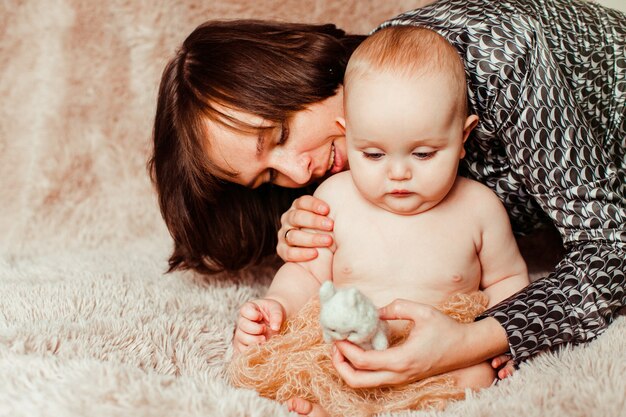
{"left": 318, "top": 281, "right": 389, "bottom": 351}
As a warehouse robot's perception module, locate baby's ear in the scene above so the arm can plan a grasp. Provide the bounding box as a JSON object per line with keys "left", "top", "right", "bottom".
{"left": 335, "top": 117, "right": 346, "bottom": 134}
{"left": 462, "top": 115, "right": 479, "bottom": 143}
{"left": 319, "top": 281, "right": 335, "bottom": 303}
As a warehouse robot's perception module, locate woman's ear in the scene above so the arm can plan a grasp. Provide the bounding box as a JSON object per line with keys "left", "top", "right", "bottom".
{"left": 336, "top": 117, "right": 346, "bottom": 134}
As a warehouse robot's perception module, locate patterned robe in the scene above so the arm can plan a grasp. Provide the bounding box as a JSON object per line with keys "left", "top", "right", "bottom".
{"left": 378, "top": 0, "right": 625, "bottom": 363}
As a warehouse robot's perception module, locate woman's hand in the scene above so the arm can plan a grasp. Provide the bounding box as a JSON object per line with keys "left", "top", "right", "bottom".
{"left": 277, "top": 195, "right": 334, "bottom": 262}
{"left": 331, "top": 299, "right": 509, "bottom": 388}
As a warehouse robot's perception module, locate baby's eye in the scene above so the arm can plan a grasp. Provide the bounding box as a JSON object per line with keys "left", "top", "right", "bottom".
{"left": 413, "top": 151, "right": 435, "bottom": 160}
{"left": 363, "top": 152, "right": 384, "bottom": 160}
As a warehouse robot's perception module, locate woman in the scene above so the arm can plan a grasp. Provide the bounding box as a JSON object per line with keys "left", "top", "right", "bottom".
{"left": 149, "top": 0, "right": 626, "bottom": 389}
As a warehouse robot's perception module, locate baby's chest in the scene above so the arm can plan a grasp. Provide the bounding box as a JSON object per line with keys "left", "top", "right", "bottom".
{"left": 332, "top": 215, "right": 481, "bottom": 305}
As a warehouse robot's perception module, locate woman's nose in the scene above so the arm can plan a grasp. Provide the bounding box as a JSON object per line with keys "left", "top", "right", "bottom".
{"left": 274, "top": 151, "right": 312, "bottom": 185}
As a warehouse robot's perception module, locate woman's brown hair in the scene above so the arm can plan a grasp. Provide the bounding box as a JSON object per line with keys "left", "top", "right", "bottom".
{"left": 148, "top": 20, "right": 364, "bottom": 274}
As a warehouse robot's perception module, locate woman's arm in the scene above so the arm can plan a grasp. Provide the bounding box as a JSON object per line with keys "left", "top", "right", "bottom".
{"left": 470, "top": 13, "right": 626, "bottom": 363}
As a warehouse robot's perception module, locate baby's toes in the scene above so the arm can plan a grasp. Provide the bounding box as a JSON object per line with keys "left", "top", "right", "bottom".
{"left": 498, "top": 361, "right": 517, "bottom": 379}
{"left": 491, "top": 354, "right": 511, "bottom": 369}
{"left": 286, "top": 397, "right": 313, "bottom": 415}
{"left": 286, "top": 397, "right": 329, "bottom": 417}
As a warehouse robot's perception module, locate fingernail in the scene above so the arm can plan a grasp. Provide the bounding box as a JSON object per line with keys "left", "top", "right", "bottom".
{"left": 323, "top": 219, "right": 332, "bottom": 229}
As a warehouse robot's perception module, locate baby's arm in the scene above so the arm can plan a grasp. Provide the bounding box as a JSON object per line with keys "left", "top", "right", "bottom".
{"left": 474, "top": 186, "right": 530, "bottom": 308}
{"left": 266, "top": 177, "right": 340, "bottom": 316}
{"left": 265, "top": 257, "right": 333, "bottom": 318}
{"left": 233, "top": 260, "right": 332, "bottom": 352}
{"left": 234, "top": 184, "right": 336, "bottom": 353}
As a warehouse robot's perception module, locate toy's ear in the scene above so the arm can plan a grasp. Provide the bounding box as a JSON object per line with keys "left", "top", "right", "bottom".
{"left": 319, "top": 281, "right": 335, "bottom": 303}
{"left": 346, "top": 288, "right": 358, "bottom": 307}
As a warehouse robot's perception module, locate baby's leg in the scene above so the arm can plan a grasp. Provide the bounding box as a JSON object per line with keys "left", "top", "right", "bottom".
{"left": 286, "top": 397, "right": 329, "bottom": 417}
{"left": 447, "top": 362, "right": 496, "bottom": 391}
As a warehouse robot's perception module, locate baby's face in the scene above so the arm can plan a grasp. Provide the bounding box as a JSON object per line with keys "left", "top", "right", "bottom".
{"left": 344, "top": 71, "right": 474, "bottom": 215}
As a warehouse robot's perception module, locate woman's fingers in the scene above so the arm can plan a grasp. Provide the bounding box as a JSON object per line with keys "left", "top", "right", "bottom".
{"left": 292, "top": 194, "right": 330, "bottom": 215}
{"left": 276, "top": 195, "right": 335, "bottom": 262}
{"left": 334, "top": 341, "right": 411, "bottom": 373}
{"left": 331, "top": 343, "right": 404, "bottom": 388}
{"left": 280, "top": 196, "right": 332, "bottom": 232}
{"left": 378, "top": 298, "right": 437, "bottom": 322}
{"left": 289, "top": 210, "right": 333, "bottom": 232}
{"left": 278, "top": 246, "right": 319, "bottom": 263}
{"left": 283, "top": 228, "right": 333, "bottom": 248}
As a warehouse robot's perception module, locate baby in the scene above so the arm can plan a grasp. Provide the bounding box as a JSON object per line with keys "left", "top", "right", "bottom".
{"left": 232, "top": 26, "right": 529, "bottom": 416}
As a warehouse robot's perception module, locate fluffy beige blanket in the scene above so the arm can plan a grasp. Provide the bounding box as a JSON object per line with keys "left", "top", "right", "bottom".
{"left": 1, "top": 1, "right": 624, "bottom": 416}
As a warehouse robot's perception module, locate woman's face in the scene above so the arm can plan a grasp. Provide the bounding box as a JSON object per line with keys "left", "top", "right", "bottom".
{"left": 205, "top": 89, "right": 348, "bottom": 188}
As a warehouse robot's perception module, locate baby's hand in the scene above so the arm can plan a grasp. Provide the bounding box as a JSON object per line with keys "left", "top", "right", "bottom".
{"left": 233, "top": 299, "right": 285, "bottom": 353}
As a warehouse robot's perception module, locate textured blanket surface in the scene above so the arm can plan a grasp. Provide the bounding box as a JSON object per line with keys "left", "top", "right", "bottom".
{"left": 1, "top": 1, "right": 625, "bottom": 416}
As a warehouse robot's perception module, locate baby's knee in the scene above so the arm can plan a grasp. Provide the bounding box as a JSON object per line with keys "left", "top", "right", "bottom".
{"left": 451, "top": 362, "right": 496, "bottom": 391}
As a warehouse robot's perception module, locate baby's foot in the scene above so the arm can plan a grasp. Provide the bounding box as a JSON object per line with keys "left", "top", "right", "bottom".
{"left": 491, "top": 354, "right": 516, "bottom": 379}
{"left": 286, "top": 397, "right": 329, "bottom": 417}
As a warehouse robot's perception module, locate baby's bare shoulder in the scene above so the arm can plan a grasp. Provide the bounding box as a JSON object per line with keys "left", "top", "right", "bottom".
{"left": 455, "top": 177, "right": 504, "bottom": 214}
{"left": 313, "top": 171, "right": 356, "bottom": 203}
{"left": 454, "top": 177, "right": 508, "bottom": 219}
{"left": 454, "top": 177, "right": 498, "bottom": 200}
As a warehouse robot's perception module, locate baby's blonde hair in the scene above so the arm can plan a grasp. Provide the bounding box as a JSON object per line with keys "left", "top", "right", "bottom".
{"left": 345, "top": 26, "right": 469, "bottom": 115}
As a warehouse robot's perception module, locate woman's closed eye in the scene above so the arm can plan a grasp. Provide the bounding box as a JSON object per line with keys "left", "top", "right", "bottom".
{"left": 265, "top": 124, "right": 290, "bottom": 185}
{"left": 268, "top": 168, "right": 278, "bottom": 184}
{"left": 277, "top": 123, "right": 289, "bottom": 145}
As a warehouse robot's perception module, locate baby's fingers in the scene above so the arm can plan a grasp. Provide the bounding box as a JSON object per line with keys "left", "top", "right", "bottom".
{"left": 260, "top": 303, "right": 285, "bottom": 333}
{"left": 233, "top": 328, "right": 266, "bottom": 352}
{"left": 237, "top": 316, "right": 266, "bottom": 336}
{"left": 239, "top": 302, "right": 263, "bottom": 322}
